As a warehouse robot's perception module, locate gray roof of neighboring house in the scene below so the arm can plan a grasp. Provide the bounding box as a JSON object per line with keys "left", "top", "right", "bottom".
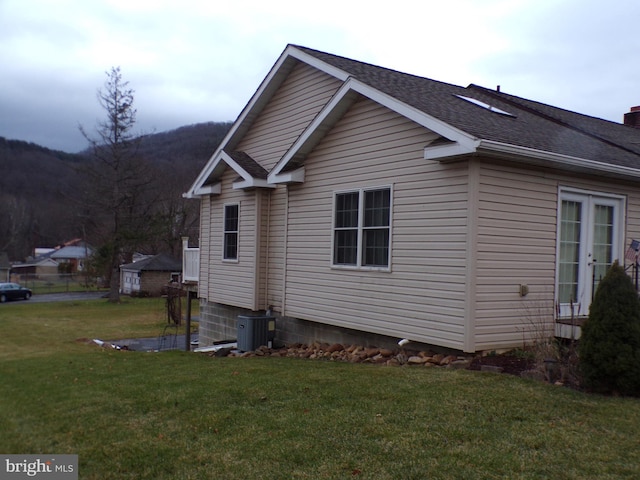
{"left": 120, "top": 253, "right": 182, "bottom": 272}
{"left": 295, "top": 45, "right": 640, "bottom": 170}
{"left": 50, "top": 245, "right": 92, "bottom": 260}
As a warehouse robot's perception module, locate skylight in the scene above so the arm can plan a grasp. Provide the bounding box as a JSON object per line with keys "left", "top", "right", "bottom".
{"left": 455, "top": 95, "right": 515, "bottom": 117}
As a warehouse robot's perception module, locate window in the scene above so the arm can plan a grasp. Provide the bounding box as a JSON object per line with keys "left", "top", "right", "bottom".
{"left": 556, "top": 189, "right": 624, "bottom": 317}
{"left": 333, "top": 187, "right": 391, "bottom": 268}
{"left": 223, "top": 203, "right": 239, "bottom": 260}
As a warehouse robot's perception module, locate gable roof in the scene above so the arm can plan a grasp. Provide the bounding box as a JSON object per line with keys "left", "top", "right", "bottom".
{"left": 186, "top": 45, "right": 640, "bottom": 196}
{"left": 120, "top": 253, "right": 182, "bottom": 272}
{"left": 186, "top": 149, "right": 273, "bottom": 195}
{"left": 50, "top": 245, "right": 92, "bottom": 260}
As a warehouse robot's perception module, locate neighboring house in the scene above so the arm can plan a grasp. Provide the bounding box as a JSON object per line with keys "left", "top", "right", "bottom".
{"left": 10, "top": 257, "right": 59, "bottom": 279}
{"left": 120, "top": 253, "right": 182, "bottom": 296}
{"left": 0, "top": 252, "right": 10, "bottom": 282}
{"left": 184, "top": 44, "right": 640, "bottom": 353}
{"left": 49, "top": 241, "right": 93, "bottom": 273}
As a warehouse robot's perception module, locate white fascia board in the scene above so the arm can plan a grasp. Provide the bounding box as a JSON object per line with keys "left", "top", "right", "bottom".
{"left": 269, "top": 167, "right": 306, "bottom": 184}
{"left": 477, "top": 140, "right": 640, "bottom": 179}
{"left": 191, "top": 183, "right": 221, "bottom": 196}
{"left": 424, "top": 141, "right": 478, "bottom": 160}
{"left": 268, "top": 81, "right": 359, "bottom": 183}
{"left": 233, "top": 179, "right": 275, "bottom": 190}
{"left": 286, "top": 47, "right": 351, "bottom": 81}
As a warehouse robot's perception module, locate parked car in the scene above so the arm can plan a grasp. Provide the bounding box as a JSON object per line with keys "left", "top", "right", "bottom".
{"left": 0, "top": 283, "right": 32, "bottom": 303}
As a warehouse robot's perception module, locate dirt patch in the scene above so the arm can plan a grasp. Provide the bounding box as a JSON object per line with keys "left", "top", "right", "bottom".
{"left": 468, "top": 354, "right": 535, "bottom": 376}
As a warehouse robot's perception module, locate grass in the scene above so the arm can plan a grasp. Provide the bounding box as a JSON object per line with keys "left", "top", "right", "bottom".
{"left": 1, "top": 300, "right": 639, "bottom": 479}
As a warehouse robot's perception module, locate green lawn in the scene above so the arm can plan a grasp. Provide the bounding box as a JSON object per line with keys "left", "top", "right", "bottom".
{"left": 0, "top": 299, "right": 638, "bottom": 479}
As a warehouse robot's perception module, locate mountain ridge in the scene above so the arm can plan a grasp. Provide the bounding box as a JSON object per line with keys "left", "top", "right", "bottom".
{"left": 0, "top": 121, "right": 232, "bottom": 260}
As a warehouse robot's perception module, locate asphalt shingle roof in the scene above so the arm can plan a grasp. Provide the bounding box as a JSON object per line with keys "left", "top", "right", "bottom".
{"left": 120, "top": 253, "right": 182, "bottom": 272}
{"left": 295, "top": 45, "right": 640, "bottom": 170}
{"left": 226, "top": 150, "right": 268, "bottom": 179}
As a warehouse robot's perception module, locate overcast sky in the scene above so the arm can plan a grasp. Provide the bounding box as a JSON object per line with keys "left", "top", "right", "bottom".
{"left": 1, "top": 0, "right": 639, "bottom": 153}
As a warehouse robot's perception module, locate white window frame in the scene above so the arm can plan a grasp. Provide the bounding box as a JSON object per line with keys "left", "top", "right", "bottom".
{"left": 555, "top": 187, "right": 625, "bottom": 318}
{"left": 222, "top": 202, "right": 240, "bottom": 262}
{"left": 331, "top": 185, "right": 393, "bottom": 271}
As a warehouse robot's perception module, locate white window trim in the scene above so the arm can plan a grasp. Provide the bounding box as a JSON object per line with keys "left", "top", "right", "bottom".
{"left": 555, "top": 186, "right": 626, "bottom": 318}
{"left": 331, "top": 185, "right": 393, "bottom": 272}
{"left": 222, "top": 202, "right": 240, "bottom": 263}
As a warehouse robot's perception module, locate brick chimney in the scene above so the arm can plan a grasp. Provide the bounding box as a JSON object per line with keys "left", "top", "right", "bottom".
{"left": 624, "top": 106, "right": 640, "bottom": 127}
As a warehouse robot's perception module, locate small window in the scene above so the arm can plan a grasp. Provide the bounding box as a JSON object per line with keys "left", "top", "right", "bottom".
{"left": 333, "top": 187, "right": 391, "bottom": 269}
{"left": 223, "top": 203, "right": 239, "bottom": 260}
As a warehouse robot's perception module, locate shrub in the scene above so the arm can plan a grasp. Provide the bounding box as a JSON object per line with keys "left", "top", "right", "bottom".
{"left": 579, "top": 261, "right": 640, "bottom": 395}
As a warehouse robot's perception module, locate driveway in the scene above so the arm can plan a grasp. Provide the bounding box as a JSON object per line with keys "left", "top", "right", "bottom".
{"left": 27, "top": 291, "right": 107, "bottom": 303}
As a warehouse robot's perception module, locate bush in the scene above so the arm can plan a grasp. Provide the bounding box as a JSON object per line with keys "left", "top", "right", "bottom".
{"left": 579, "top": 261, "right": 640, "bottom": 395}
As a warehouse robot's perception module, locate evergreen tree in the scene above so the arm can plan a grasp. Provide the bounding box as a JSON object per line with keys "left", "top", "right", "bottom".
{"left": 78, "top": 67, "right": 157, "bottom": 302}
{"left": 579, "top": 261, "right": 640, "bottom": 395}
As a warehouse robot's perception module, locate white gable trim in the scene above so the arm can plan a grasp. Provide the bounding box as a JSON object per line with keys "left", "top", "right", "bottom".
{"left": 185, "top": 45, "right": 351, "bottom": 197}
{"left": 184, "top": 151, "right": 273, "bottom": 197}
{"left": 269, "top": 76, "right": 478, "bottom": 183}
{"left": 286, "top": 47, "right": 351, "bottom": 81}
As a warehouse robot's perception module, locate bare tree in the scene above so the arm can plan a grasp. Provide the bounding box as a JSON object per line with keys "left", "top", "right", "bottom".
{"left": 79, "top": 67, "right": 158, "bottom": 302}
{"left": 0, "top": 194, "right": 34, "bottom": 259}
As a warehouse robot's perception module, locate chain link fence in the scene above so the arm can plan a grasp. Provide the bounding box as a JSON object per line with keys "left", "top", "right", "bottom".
{"left": 11, "top": 273, "right": 105, "bottom": 294}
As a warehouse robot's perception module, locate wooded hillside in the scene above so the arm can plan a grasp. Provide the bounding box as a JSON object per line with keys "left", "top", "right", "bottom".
{"left": 0, "top": 121, "right": 231, "bottom": 261}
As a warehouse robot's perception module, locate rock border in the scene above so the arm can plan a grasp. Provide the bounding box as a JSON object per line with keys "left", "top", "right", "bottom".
{"left": 205, "top": 341, "right": 472, "bottom": 369}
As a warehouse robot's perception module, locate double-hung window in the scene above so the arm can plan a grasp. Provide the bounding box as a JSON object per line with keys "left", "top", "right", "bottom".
{"left": 223, "top": 203, "right": 239, "bottom": 261}
{"left": 333, "top": 187, "right": 391, "bottom": 269}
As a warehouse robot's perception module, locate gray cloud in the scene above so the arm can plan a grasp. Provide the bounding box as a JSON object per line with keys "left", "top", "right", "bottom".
{"left": 2, "top": 0, "right": 640, "bottom": 152}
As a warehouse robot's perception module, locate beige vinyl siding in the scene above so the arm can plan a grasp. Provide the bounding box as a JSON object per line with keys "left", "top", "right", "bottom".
{"left": 236, "top": 63, "right": 341, "bottom": 171}
{"left": 198, "top": 62, "right": 340, "bottom": 311}
{"left": 283, "top": 97, "right": 470, "bottom": 350}
{"left": 204, "top": 168, "right": 257, "bottom": 309}
{"left": 473, "top": 160, "right": 640, "bottom": 351}
{"left": 235, "top": 62, "right": 341, "bottom": 311}
{"left": 198, "top": 197, "right": 211, "bottom": 299}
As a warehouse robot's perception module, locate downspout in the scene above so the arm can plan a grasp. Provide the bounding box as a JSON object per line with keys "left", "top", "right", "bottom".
{"left": 264, "top": 189, "right": 271, "bottom": 311}
{"left": 253, "top": 190, "right": 261, "bottom": 311}
{"left": 281, "top": 185, "right": 289, "bottom": 317}
{"left": 463, "top": 159, "right": 479, "bottom": 353}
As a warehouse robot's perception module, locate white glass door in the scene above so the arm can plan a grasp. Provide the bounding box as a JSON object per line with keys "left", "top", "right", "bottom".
{"left": 557, "top": 191, "right": 623, "bottom": 317}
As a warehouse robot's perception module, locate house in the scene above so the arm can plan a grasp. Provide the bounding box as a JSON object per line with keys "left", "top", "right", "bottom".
{"left": 49, "top": 239, "right": 93, "bottom": 273}
{"left": 10, "top": 257, "right": 59, "bottom": 280}
{"left": 184, "top": 45, "right": 640, "bottom": 353}
{"left": 120, "top": 253, "right": 182, "bottom": 296}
